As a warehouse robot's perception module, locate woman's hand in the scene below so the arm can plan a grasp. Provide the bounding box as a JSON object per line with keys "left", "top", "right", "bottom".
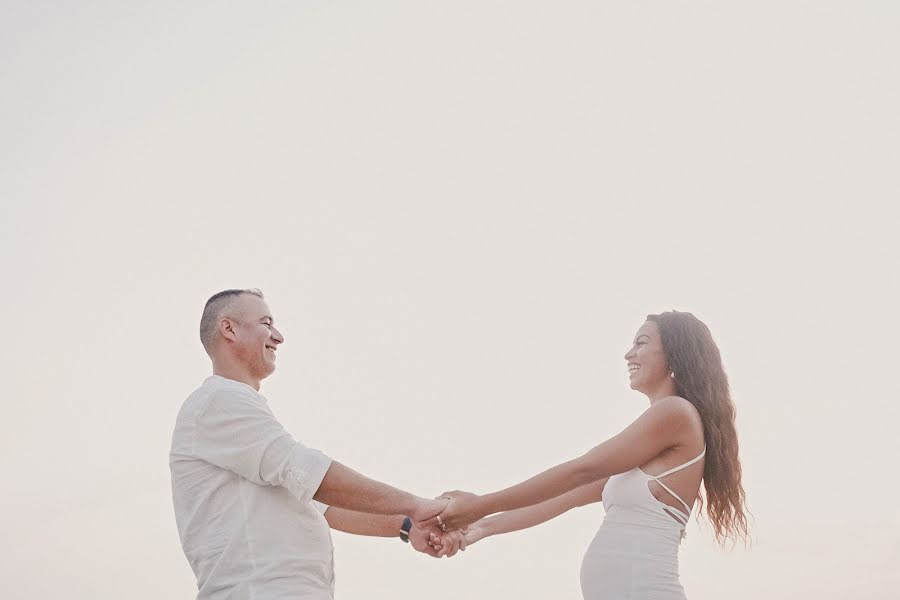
{"left": 462, "top": 519, "right": 488, "bottom": 546}
{"left": 412, "top": 497, "right": 450, "bottom": 524}
{"left": 435, "top": 519, "right": 487, "bottom": 557}
{"left": 437, "top": 528, "right": 468, "bottom": 557}
{"left": 431, "top": 490, "right": 487, "bottom": 532}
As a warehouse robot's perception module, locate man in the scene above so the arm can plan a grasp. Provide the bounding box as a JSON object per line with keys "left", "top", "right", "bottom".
{"left": 170, "top": 289, "right": 458, "bottom": 600}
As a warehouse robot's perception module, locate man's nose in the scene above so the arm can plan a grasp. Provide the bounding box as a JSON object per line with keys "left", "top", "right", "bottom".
{"left": 272, "top": 328, "right": 285, "bottom": 344}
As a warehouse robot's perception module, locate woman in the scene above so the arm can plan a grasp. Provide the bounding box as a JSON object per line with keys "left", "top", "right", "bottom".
{"left": 432, "top": 311, "right": 749, "bottom": 599}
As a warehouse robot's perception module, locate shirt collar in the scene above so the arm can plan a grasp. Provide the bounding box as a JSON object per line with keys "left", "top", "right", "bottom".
{"left": 205, "top": 375, "right": 262, "bottom": 396}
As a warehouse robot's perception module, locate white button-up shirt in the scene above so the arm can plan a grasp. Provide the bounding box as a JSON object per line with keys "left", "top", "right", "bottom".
{"left": 170, "top": 375, "right": 335, "bottom": 600}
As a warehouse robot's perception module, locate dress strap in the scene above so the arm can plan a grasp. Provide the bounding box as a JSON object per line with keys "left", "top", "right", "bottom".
{"left": 654, "top": 446, "right": 706, "bottom": 479}
{"left": 647, "top": 446, "right": 706, "bottom": 523}
{"left": 650, "top": 479, "right": 692, "bottom": 519}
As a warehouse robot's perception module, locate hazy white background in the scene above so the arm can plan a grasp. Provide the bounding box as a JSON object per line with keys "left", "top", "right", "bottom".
{"left": 2, "top": 2, "right": 898, "bottom": 598}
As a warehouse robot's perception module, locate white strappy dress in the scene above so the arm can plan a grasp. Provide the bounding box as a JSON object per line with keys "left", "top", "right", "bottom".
{"left": 580, "top": 448, "right": 705, "bottom": 600}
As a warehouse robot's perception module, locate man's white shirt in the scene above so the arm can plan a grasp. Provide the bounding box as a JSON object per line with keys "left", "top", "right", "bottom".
{"left": 170, "top": 375, "right": 335, "bottom": 599}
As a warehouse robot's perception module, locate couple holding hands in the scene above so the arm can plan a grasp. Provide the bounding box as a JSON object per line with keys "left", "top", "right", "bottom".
{"left": 170, "top": 289, "right": 748, "bottom": 600}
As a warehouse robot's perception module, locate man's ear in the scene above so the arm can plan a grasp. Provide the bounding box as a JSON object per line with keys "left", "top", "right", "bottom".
{"left": 219, "top": 318, "right": 237, "bottom": 342}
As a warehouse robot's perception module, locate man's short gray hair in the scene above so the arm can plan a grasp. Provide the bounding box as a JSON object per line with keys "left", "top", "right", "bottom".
{"left": 199, "top": 288, "right": 264, "bottom": 355}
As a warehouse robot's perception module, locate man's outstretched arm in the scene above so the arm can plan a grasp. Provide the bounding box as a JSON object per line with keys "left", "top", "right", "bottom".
{"left": 314, "top": 461, "right": 446, "bottom": 522}
{"left": 192, "top": 390, "right": 446, "bottom": 521}
{"left": 322, "top": 506, "right": 450, "bottom": 557}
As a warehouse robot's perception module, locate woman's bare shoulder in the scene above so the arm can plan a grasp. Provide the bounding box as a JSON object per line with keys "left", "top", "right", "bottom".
{"left": 651, "top": 396, "right": 703, "bottom": 430}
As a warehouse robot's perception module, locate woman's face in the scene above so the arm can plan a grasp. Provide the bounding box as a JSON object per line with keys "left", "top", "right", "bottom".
{"left": 624, "top": 321, "right": 672, "bottom": 395}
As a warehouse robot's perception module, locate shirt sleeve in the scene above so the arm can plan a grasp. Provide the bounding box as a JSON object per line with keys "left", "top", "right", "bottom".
{"left": 193, "top": 388, "right": 332, "bottom": 504}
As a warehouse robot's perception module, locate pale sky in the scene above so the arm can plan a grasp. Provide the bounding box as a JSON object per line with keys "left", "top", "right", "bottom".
{"left": 2, "top": 2, "right": 898, "bottom": 599}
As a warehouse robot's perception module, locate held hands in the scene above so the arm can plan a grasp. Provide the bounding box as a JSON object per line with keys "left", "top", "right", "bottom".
{"left": 409, "top": 496, "right": 463, "bottom": 558}
{"left": 407, "top": 520, "right": 468, "bottom": 558}
{"left": 408, "top": 521, "right": 448, "bottom": 558}
{"left": 408, "top": 493, "right": 486, "bottom": 558}
{"left": 407, "top": 520, "right": 484, "bottom": 558}
{"left": 428, "top": 518, "right": 488, "bottom": 557}
{"left": 436, "top": 528, "right": 467, "bottom": 557}
{"left": 434, "top": 520, "right": 488, "bottom": 557}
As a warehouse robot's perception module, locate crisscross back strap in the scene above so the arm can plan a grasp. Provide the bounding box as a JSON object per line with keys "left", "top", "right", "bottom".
{"left": 657, "top": 496, "right": 690, "bottom": 525}
{"left": 651, "top": 479, "right": 692, "bottom": 519}
{"left": 655, "top": 447, "right": 706, "bottom": 479}
{"left": 648, "top": 447, "right": 706, "bottom": 520}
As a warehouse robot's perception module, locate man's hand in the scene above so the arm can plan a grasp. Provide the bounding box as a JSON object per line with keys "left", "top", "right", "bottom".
{"left": 408, "top": 521, "right": 444, "bottom": 558}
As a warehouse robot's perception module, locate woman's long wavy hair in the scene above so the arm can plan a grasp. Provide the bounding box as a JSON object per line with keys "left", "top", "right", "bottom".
{"left": 646, "top": 311, "right": 750, "bottom": 546}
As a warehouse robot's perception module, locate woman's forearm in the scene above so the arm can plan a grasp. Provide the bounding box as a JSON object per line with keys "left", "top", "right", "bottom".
{"left": 479, "top": 456, "right": 596, "bottom": 516}
{"left": 438, "top": 396, "right": 688, "bottom": 531}
{"left": 479, "top": 480, "right": 605, "bottom": 540}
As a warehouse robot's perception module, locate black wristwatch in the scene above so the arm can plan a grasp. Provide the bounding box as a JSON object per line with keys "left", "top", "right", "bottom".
{"left": 399, "top": 516, "right": 412, "bottom": 543}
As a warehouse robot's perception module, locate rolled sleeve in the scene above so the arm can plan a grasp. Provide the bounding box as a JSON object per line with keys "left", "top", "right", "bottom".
{"left": 277, "top": 441, "right": 333, "bottom": 505}
{"left": 193, "top": 388, "right": 332, "bottom": 503}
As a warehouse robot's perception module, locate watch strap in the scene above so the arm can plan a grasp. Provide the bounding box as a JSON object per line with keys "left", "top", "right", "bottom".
{"left": 399, "top": 516, "right": 412, "bottom": 543}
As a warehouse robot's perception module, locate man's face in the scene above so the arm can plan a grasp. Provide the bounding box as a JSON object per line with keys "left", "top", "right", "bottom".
{"left": 228, "top": 294, "right": 284, "bottom": 381}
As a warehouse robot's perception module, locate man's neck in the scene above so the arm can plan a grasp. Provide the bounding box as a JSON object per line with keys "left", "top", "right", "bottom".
{"left": 212, "top": 363, "right": 261, "bottom": 391}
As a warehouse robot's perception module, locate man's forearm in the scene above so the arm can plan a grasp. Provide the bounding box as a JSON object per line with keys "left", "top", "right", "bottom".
{"left": 324, "top": 506, "right": 405, "bottom": 537}
{"left": 314, "top": 461, "right": 421, "bottom": 516}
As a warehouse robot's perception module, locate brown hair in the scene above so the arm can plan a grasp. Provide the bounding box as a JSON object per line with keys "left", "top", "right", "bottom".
{"left": 646, "top": 311, "right": 750, "bottom": 545}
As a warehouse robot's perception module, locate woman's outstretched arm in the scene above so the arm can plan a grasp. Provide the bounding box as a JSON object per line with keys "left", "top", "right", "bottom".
{"left": 432, "top": 396, "right": 697, "bottom": 531}
{"left": 435, "top": 481, "right": 604, "bottom": 556}
{"left": 464, "top": 479, "right": 606, "bottom": 547}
